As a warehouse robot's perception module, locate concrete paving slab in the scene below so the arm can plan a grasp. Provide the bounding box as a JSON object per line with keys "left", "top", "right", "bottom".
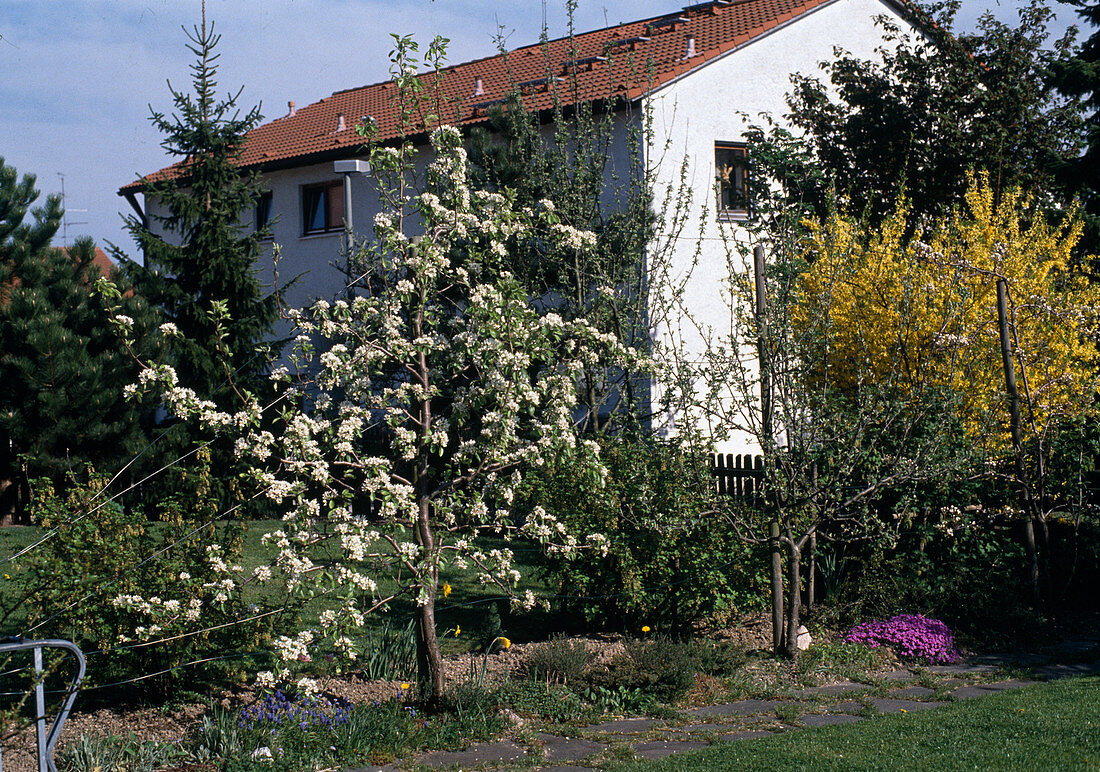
{"left": 685, "top": 699, "right": 781, "bottom": 718}
{"left": 631, "top": 740, "right": 709, "bottom": 759}
{"left": 583, "top": 717, "right": 662, "bottom": 734}
{"left": 801, "top": 713, "right": 865, "bottom": 727}
{"left": 866, "top": 697, "right": 942, "bottom": 714}
{"left": 419, "top": 739, "right": 528, "bottom": 768}
{"left": 882, "top": 669, "right": 917, "bottom": 682}
{"left": 536, "top": 733, "right": 608, "bottom": 762}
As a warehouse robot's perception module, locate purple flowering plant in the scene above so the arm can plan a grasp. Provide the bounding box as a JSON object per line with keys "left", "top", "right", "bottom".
{"left": 844, "top": 614, "right": 961, "bottom": 664}
{"left": 239, "top": 689, "right": 353, "bottom": 732}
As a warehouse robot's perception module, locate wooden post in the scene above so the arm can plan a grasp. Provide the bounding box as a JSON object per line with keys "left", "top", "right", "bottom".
{"left": 806, "top": 531, "right": 817, "bottom": 610}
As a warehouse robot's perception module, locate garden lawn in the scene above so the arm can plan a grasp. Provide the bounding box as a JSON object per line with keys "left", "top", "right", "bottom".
{"left": 616, "top": 676, "right": 1100, "bottom": 771}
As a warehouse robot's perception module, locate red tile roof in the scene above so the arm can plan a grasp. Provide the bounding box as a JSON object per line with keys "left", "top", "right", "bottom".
{"left": 122, "top": 0, "right": 905, "bottom": 193}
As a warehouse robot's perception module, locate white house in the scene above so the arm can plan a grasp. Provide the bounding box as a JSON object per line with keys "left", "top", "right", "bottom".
{"left": 121, "top": 0, "right": 922, "bottom": 453}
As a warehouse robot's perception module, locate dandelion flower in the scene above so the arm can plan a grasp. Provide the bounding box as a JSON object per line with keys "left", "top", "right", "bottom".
{"left": 455, "top": 625, "right": 461, "bottom": 636}
{"left": 443, "top": 582, "right": 452, "bottom": 597}
{"left": 641, "top": 625, "right": 651, "bottom": 633}
{"left": 400, "top": 682, "right": 411, "bottom": 691}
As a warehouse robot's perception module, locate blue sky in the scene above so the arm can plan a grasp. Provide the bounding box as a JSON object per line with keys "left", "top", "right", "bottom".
{"left": 0, "top": 0, "right": 1082, "bottom": 255}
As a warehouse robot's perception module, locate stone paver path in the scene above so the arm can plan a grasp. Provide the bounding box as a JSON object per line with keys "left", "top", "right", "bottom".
{"left": 345, "top": 638, "right": 1100, "bottom": 771}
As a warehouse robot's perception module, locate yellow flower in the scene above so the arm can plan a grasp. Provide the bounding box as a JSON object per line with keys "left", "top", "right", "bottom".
{"left": 443, "top": 582, "right": 452, "bottom": 597}
{"left": 641, "top": 626, "right": 651, "bottom": 633}
{"left": 400, "top": 682, "right": 410, "bottom": 690}
{"left": 499, "top": 637, "right": 511, "bottom": 649}
{"left": 3, "top": 574, "right": 9, "bottom": 580}
{"left": 455, "top": 624, "right": 461, "bottom": 636}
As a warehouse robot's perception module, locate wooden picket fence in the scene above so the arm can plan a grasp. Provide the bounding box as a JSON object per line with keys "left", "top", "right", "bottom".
{"left": 710, "top": 453, "right": 764, "bottom": 501}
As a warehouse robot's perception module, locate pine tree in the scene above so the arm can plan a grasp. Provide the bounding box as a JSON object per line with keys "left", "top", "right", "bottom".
{"left": 119, "top": 12, "right": 281, "bottom": 407}
{"left": 0, "top": 159, "right": 154, "bottom": 524}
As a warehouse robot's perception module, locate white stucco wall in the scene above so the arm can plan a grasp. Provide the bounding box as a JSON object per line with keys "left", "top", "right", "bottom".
{"left": 643, "top": 0, "right": 915, "bottom": 454}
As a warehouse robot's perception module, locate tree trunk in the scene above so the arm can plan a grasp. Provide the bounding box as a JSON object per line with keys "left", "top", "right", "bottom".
{"left": 1023, "top": 516, "right": 1040, "bottom": 607}
{"left": 785, "top": 531, "right": 801, "bottom": 660}
{"left": 413, "top": 490, "right": 444, "bottom": 703}
{"left": 769, "top": 520, "right": 785, "bottom": 653}
{"left": 413, "top": 304, "right": 444, "bottom": 704}
{"left": 997, "top": 278, "right": 1042, "bottom": 607}
{"left": 415, "top": 588, "right": 444, "bottom": 703}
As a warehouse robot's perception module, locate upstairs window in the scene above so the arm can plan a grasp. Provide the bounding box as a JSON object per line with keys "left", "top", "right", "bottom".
{"left": 255, "top": 191, "right": 273, "bottom": 233}
{"left": 715, "top": 142, "right": 749, "bottom": 219}
{"left": 302, "top": 181, "right": 344, "bottom": 235}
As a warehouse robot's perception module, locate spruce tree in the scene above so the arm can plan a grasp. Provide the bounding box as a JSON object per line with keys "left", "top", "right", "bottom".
{"left": 0, "top": 159, "right": 154, "bottom": 524}
{"left": 119, "top": 12, "right": 280, "bottom": 408}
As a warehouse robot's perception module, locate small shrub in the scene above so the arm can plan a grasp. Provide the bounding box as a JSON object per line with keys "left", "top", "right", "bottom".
{"left": 844, "top": 614, "right": 961, "bottom": 664}
{"left": 687, "top": 639, "right": 749, "bottom": 677}
{"left": 524, "top": 636, "right": 595, "bottom": 685}
{"left": 520, "top": 436, "right": 768, "bottom": 632}
{"left": 586, "top": 636, "right": 695, "bottom": 704}
{"left": 18, "top": 464, "right": 283, "bottom": 699}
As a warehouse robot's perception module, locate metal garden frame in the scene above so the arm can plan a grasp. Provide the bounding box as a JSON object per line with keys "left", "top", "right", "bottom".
{"left": 0, "top": 638, "right": 85, "bottom": 772}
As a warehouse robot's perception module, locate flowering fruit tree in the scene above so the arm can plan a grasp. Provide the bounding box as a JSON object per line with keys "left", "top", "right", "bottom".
{"left": 128, "top": 126, "right": 635, "bottom": 702}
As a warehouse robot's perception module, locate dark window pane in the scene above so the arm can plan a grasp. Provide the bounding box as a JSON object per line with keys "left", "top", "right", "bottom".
{"left": 256, "top": 192, "right": 273, "bottom": 231}
{"left": 716, "top": 143, "right": 748, "bottom": 215}
{"left": 304, "top": 187, "right": 327, "bottom": 232}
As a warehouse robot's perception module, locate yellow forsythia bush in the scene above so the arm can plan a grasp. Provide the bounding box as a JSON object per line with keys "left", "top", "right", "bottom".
{"left": 797, "top": 174, "right": 1100, "bottom": 451}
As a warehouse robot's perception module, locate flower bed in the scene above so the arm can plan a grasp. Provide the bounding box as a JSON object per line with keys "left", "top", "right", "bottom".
{"left": 844, "top": 614, "right": 961, "bottom": 664}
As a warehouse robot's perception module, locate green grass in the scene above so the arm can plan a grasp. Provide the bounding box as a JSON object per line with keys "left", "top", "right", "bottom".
{"left": 614, "top": 676, "right": 1100, "bottom": 771}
